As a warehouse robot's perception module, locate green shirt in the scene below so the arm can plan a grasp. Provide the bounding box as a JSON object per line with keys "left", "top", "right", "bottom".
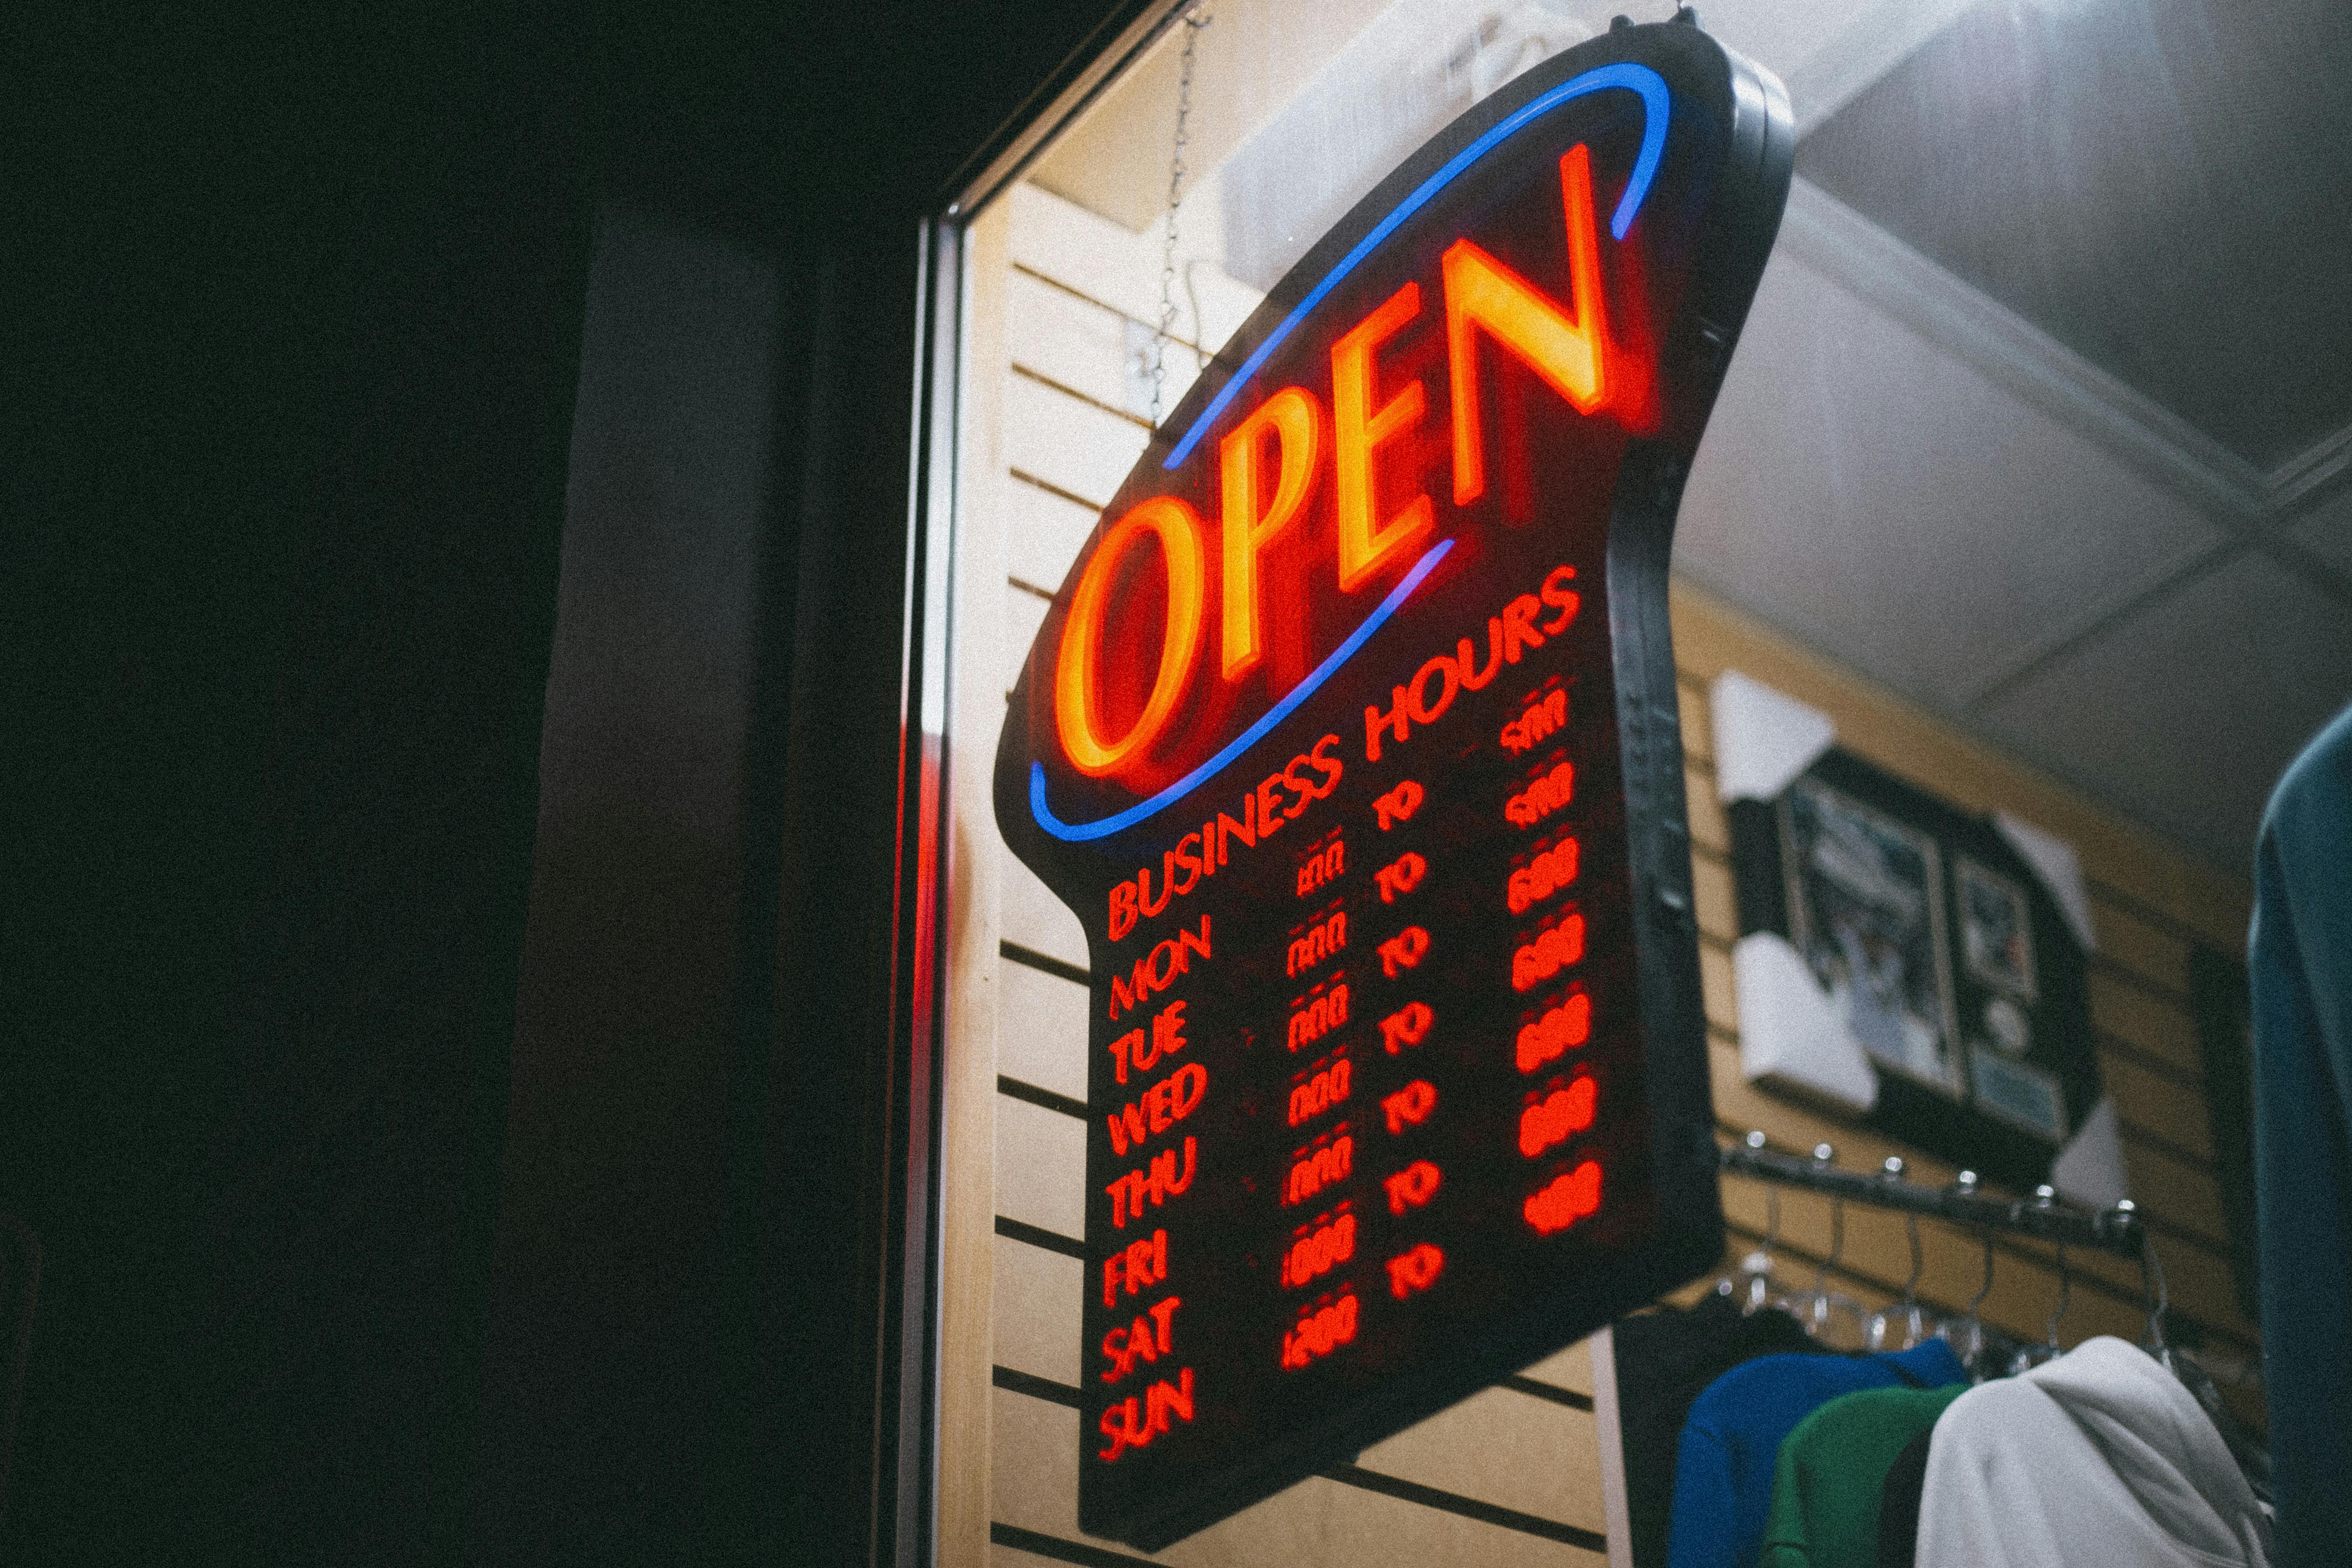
{"left": 1758, "top": 1381, "right": 1967, "bottom": 1568}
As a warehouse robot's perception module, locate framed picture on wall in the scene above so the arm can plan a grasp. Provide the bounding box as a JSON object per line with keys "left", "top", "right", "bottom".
{"left": 1728, "top": 744, "right": 2102, "bottom": 1192}
{"left": 1953, "top": 855, "right": 2070, "bottom": 1142}
{"left": 1777, "top": 776, "right": 1962, "bottom": 1096}
{"left": 1957, "top": 857, "right": 2037, "bottom": 1002}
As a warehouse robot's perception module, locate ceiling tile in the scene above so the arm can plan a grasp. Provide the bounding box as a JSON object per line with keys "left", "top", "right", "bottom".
{"left": 1974, "top": 552, "right": 2352, "bottom": 870}
{"left": 1677, "top": 252, "right": 2221, "bottom": 707}
{"left": 2287, "top": 485, "right": 2352, "bottom": 578}
{"left": 1798, "top": 0, "right": 2352, "bottom": 472}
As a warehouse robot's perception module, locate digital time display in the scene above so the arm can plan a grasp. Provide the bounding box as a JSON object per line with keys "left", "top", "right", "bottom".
{"left": 992, "top": 21, "right": 1794, "bottom": 1551}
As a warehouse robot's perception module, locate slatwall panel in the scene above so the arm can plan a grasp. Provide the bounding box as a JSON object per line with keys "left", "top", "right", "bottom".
{"left": 1667, "top": 588, "right": 2266, "bottom": 1430}
{"left": 941, "top": 180, "right": 2261, "bottom": 1568}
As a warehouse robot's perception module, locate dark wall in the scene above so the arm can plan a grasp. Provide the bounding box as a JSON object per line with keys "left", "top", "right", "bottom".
{"left": 466, "top": 4, "right": 1156, "bottom": 1559}
{"left": 6, "top": 2, "right": 1131, "bottom": 1565}
{"left": 6, "top": 8, "right": 591, "bottom": 1564}
{"left": 465, "top": 202, "right": 782, "bottom": 1565}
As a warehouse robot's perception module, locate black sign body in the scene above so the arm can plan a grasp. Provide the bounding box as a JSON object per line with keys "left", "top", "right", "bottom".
{"left": 992, "top": 21, "right": 1792, "bottom": 1550}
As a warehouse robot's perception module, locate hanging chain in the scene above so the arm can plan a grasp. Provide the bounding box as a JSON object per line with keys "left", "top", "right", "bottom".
{"left": 1151, "top": 5, "right": 1210, "bottom": 429}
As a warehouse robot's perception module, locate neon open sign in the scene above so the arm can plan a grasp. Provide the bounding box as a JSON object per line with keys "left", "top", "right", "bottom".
{"left": 993, "top": 19, "right": 1793, "bottom": 1550}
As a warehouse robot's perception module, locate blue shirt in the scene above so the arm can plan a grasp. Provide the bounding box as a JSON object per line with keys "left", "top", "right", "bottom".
{"left": 2251, "top": 701, "right": 2352, "bottom": 1567}
{"left": 1666, "top": 1337, "right": 1964, "bottom": 1568}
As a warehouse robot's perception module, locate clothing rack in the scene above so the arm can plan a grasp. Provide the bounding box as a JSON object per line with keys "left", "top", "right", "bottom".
{"left": 1718, "top": 1133, "right": 2147, "bottom": 1262}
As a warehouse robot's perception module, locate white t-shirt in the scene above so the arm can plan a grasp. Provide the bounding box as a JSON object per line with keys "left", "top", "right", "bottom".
{"left": 1915, "top": 1336, "right": 2270, "bottom": 1568}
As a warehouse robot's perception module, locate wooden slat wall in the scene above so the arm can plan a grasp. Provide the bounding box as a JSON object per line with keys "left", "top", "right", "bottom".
{"left": 940, "top": 179, "right": 2261, "bottom": 1568}
{"left": 1670, "top": 587, "right": 2265, "bottom": 1428}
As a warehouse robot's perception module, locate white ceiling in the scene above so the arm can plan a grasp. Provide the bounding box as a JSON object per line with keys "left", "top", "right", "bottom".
{"left": 1677, "top": 249, "right": 2225, "bottom": 713}
{"left": 1034, "top": 0, "right": 2352, "bottom": 878}
{"left": 2289, "top": 486, "right": 2352, "bottom": 579}
{"left": 1666, "top": 0, "right": 2352, "bottom": 876}
{"left": 1970, "top": 552, "right": 2352, "bottom": 864}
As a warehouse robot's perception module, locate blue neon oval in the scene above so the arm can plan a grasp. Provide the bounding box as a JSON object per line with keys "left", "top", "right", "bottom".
{"left": 1031, "top": 538, "right": 1454, "bottom": 843}
{"left": 1160, "top": 62, "right": 1669, "bottom": 473}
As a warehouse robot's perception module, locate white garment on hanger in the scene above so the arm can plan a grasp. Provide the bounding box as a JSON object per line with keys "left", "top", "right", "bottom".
{"left": 1914, "top": 1335, "right": 2271, "bottom": 1568}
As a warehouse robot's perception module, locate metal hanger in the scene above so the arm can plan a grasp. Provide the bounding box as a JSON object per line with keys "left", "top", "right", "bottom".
{"left": 1933, "top": 1172, "right": 1999, "bottom": 1376}
{"left": 1716, "top": 1132, "right": 1788, "bottom": 1314}
{"left": 1793, "top": 1144, "right": 1867, "bottom": 1349}
{"left": 2119, "top": 1198, "right": 2171, "bottom": 1366}
{"left": 2008, "top": 1186, "right": 2069, "bottom": 1373}
{"left": 1865, "top": 1157, "right": 1928, "bottom": 1351}
{"left": 2115, "top": 1200, "right": 2271, "bottom": 1500}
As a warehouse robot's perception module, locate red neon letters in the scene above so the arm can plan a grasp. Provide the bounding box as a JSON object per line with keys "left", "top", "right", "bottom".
{"left": 1362, "top": 570, "right": 1578, "bottom": 763}
{"left": 1221, "top": 387, "right": 1323, "bottom": 683}
{"left": 1501, "top": 686, "right": 1568, "bottom": 757}
{"left": 1511, "top": 915, "right": 1585, "bottom": 992}
{"left": 1098, "top": 1367, "right": 1196, "bottom": 1461}
{"left": 1057, "top": 497, "right": 1206, "bottom": 779}
{"left": 1507, "top": 836, "right": 1580, "bottom": 913}
{"left": 1524, "top": 1160, "right": 1603, "bottom": 1236}
{"left": 1285, "top": 983, "right": 1348, "bottom": 1050}
{"left": 1288, "top": 1057, "right": 1352, "bottom": 1127}
{"left": 1103, "top": 1228, "right": 1170, "bottom": 1308}
{"left": 1372, "top": 779, "right": 1424, "bottom": 831}
{"left": 1374, "top": 850, "right": 1426, "bottom": 903}
{"left": 1283, "top": 1136, "right": 1354, "bottom": 1207}
{"left": 1446, "top": 144, "right": 1613, "bottom": 507}
{"left": 1108, "top": 914, "right": 1212, "bottom": 1020}
{"left": 1381, "top": 1080, "right": 1437, "bottom": 1134}
{"left": 1106, "top": 738, "right": 1341, "bottom": 941}
{"left": 1286, "top": 909, "right": 1347, "bottom": 978}
{"left": 1280, "top": 1292, "right": 1361, "bottom": 1369}
{"left": 1053, "top": 136, "right": 1626, "bottom": 786}
{"left": 1109, "top": 1000, "right": 1188, "bottom": 1086}
{"left": 1107, "top": 1136, "right": 1198, "bottom": 1228}
{"left": 1332, "top": 282, "right": 1434, "bottom": 595}
{"left": 1377, "top": 925, "right": 1431, "bottom": 978}
{"left": 1296, "top": 834, "right": 1344, "bottom": 897}
{"left": 1105, "top": 1061, "right": 1207, "bottom": 1159}
{"left": 1517, "top": 1078, "right": 1597, "bottom": 1158}
{"left": 1383, "top": 1159, "right": 1442, "bottom": 1216}
{"left": 1384, "top": 1243, "right": 1445, "bottom": 1299}
{"left": 1281, "top": 1212, "right": 1357, "bottom": 1288}
{"left": 1378, "top": 1000, "right": 1434, "bottom": 1054}
{"left": 1505, "top": 759, "right": 1577, "bottom": 828}
{"left": 1516, "top": 992, "right": 1591, "bottom": 1072}
{"left": 1101, "top": 1295, "right": 1183, "bottom": 1384}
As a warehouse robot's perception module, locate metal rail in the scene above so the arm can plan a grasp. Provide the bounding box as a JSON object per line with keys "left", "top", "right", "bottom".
{"left": 1718, "top": 1133, "right": 2146, "bottom": 1261}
